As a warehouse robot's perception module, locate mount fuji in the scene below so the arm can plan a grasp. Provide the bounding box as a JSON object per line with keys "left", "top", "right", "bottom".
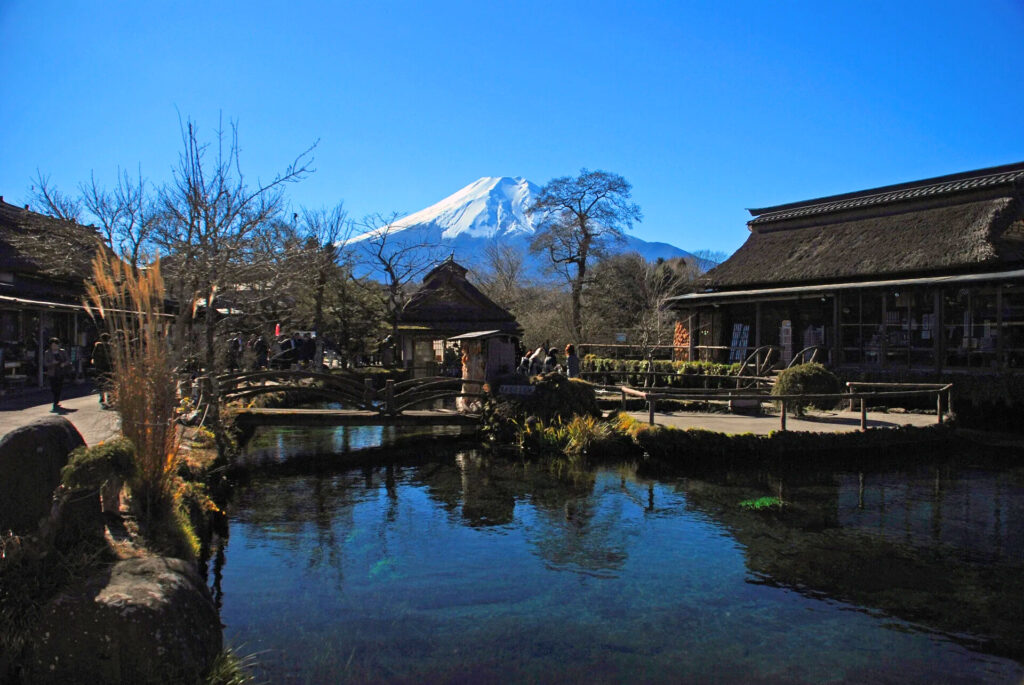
{"left": 348, "top": 176, "right": 692, "bottom": 274}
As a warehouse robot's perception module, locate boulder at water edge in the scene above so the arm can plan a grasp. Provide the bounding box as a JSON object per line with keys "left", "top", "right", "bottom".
{"left": 0, "top": 416, "right": 84, "bottom": 534}
{"left": 23, "top": 556, "right": 222, "bottom": 684}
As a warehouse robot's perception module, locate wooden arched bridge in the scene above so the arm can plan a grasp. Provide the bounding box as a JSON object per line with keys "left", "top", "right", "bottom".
{"left": 214, "top": 369, "right": 487, "bottom": 428}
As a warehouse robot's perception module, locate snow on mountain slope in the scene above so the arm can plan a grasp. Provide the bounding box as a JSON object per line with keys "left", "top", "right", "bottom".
{"left": 347, "top": 176, "right": 692, "bottom": 272}
{"left": 401, "top": 176, "right": 540, "bottom": 240}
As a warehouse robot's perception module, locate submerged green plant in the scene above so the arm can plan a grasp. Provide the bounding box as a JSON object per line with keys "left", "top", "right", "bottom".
{"left": 206, "top": 646, "right": 259, "bottom": 685}
{"left": 738, "top": 496, "right": 783, "bottom": 510}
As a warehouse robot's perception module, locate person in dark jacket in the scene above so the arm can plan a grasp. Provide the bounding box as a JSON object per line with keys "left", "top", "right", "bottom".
{"left": 91, "top": 332, "right": 113, "bottom": 407}
{"left": 44, "top": 337, "right": 72, "bottom": 412}
{"left": 543, "top": 348, "right": 559, "bottom": 373}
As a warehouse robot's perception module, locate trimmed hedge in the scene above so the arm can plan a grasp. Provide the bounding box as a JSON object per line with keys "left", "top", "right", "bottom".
{"left": 580, "top": 357, "right": 741, "bottom": 388}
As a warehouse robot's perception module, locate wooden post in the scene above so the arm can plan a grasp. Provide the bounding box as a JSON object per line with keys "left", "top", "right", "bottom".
{"left": 754, "top": 301, "right": 762, "bottom": 349}
{"left": 860, "top": 397, "right": 867, "bottom": 431}
{"left": 780, "top": 401, "right": 787, "bottom": 431}
{"left": 364, "top": 378, "right": 374, "bottom": 408}
{"left": 385, "top": 379, "right": 395, "bottom": 415}
{"left": 847, "top": 382, "right": 855, "bottom": 411}
{"left": 832, "top": 293, "right": 840, "bottom": 366}
{"left": 621, "top": 388, "right": 626, "bottom": 411}
{"left": 936, "top": 390, "right": 943, "bottom": 424}
{"left": 997, "top": 284, "right": 1004, "bottom": 369}
{"left": 648, "top": 394, "right": 655, "bottom": 425}
{"left": 934, "top": 289, "right": 944, "bottom": 373}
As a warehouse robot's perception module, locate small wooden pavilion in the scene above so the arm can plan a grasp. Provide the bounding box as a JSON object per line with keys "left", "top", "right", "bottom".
{"left": 672, "top": 162, "right": 1024, "bottom": 374}
{"left": 398, "top": 257, "right": 523, "bottom": 379}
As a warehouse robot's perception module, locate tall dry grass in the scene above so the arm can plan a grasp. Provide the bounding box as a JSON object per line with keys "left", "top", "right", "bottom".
{"left": 84, "top": 250, "right": 179, "bottom": 520}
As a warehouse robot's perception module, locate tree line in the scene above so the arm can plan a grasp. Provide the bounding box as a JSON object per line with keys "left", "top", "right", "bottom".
{"left": 23, "top": 117, "right": 725, "bottom": 373}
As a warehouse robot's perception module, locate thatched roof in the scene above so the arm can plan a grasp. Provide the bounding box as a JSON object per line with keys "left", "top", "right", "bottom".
{"left": 703, "top": 162, "right": 1024, "bottom": 290}
{"left": 401, "top": 257, "right": 522, "bottom": 336}
{"left": 0, "top": 197, "right": 104, "bottom": 302}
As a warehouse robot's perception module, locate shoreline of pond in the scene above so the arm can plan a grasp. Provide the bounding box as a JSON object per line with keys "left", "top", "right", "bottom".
{"left": 224, "top": 416, "right": 1024, "bottom": 482}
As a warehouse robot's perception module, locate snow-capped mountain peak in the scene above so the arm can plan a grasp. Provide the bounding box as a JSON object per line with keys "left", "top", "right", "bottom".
{"left": 387, "top": 176, "right": 540, "bottom": 240}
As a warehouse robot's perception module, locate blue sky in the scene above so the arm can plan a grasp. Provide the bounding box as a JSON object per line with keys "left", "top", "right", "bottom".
{"left": 2, "top": 1, "right": 1023, "bottom": 255}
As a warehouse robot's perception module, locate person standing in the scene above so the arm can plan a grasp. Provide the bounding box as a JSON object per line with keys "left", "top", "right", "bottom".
{"left": 543, "top": 348, "right": 559, "bottom": 373}
{"left": 528, "top": 347, "right": 546, "bottom": 375}
{"left": 44, "top": 337, "right": 72, "bottom": 412}
{"left": 253, "top": 335, "right": 269, "bottom": 369}
{"left": 565, "top": 344, "right": 581, "bottom": 378}
{"left": 90, "top": 332, "right": 113, "bottom": 407}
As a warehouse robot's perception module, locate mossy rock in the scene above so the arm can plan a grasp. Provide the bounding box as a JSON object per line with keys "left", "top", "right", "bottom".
{"left": 61, "top": 437, "right": 135, "bottom": 491}
{"left": 486, "top": 373, "right": 600, "bottom": 428}
{"left": 0, "top": 417, "right": 85, "bottom": 535}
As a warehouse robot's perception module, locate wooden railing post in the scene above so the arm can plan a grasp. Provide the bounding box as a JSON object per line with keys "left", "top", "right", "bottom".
{"left": 621, "top": 388, "right": 626, "bottom": 411}
{"left": 385, "top": 379, "right": 395, "bottom": 415}
{"left": 860, "top": 397, "right": 867, "bottom": 431}
{"left": 847, "top": 382, "right": 855, "bottom": 411}
{"left": 780, "top": 400, "right": 787, "bottom": 431}
{"left": 364, "top": 378, "right": 374, "bottom": 408}
{"left": 648, "top": 393, "right": 655, "bottom": 426}
{"left": 937, "top": 390, "right": 943, "bottom": 424}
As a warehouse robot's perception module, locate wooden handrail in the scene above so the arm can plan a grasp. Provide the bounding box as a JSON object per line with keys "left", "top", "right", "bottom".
{"left": 619, "top": 383, "right": 954, "bottom": 431}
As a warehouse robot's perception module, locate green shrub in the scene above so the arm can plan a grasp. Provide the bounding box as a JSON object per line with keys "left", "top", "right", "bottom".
{"left": 771, "top": 363, "right": 841, "bottom": 416}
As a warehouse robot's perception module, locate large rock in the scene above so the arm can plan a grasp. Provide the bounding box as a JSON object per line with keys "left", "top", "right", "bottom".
{"left": 0, "top": 417, "right": 85, "bottom": 535}
{"left": 23, "top": 556, "right": 222, "bottom": 684}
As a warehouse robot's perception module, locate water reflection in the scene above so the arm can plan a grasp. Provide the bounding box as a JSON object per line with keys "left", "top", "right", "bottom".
{"left": 240, "top": 423, "right": 469, "bottom": 469}
{"left": 215, "top": 445, "right": 1024, "bottom": 682}
{"left": 679, "top": 465, "right": 1024, "bottom": 660}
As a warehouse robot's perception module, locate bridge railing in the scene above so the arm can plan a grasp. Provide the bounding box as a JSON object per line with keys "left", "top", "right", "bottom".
{"left": 213, "top": 370, "right": 490, "bottom": 416}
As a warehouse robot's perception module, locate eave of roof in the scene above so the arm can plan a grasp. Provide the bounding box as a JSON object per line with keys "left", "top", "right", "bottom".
{"left": 671, "top": 267, "right": 1024, "bottom": 305}
{"left": 748, "top": 161, "right": 1024, "bottom": 226}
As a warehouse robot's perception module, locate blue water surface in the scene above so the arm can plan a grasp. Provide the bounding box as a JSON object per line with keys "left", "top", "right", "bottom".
{"left": 214, "top": 439, "right": 1024, "bottom": 684}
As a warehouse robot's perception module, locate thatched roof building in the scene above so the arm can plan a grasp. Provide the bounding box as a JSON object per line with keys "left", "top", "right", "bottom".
{"left": 671, "top": 162, "right": 1024, "bottom": 375}
{"left": 400, "top": 257, "right": 522, "bottom": 337}
{"left": 0, "top": 197, "right": 102, "bottom": 302}
{"left": 0, "top": 197, "right": 107, "bottom": 385}
{"left": 701, "top": 162, "right": 1024, "bottom": 291}
{"left": 396, "top": 257, "right": 522, "bottom": 378}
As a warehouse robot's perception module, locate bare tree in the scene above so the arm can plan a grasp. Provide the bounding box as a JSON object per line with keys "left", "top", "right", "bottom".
{"left": 155, "top": 116, "right": 315, "bottom": 457}
{"left": 351, "top": 213, "right": 443, "bottom": 351}
{"left": 29, "top": 171, "right": 83, "bottom": 222}
{"left": 80, "top": 168, "right": 156, "bottom": 268}
{"left": 529, "top": 169, "right": 642, "bottom": 341}
{"left": 472, "top": 240, "right": 529, "bottom": 311}
{"left": 299, "top": 203, "right": 353, "bottom": 340}
{"left": 688, "top": 249, "right": 728, "bottom": 274}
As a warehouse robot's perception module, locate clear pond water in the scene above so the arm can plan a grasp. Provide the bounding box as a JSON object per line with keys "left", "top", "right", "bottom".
{"left": 213, "top": 427, "right": 1024, "bottom": 683}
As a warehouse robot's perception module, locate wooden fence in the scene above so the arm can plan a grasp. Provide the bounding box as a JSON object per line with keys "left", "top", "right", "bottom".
{"left": 618, "top": 382, "right": 954, "bottom": 431}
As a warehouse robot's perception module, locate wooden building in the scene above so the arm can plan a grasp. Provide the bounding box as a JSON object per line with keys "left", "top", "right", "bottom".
{"left": 398, "top": 257, "right": 523, "bottom": 379}
{"left": 0, "top": 197, "right": 104, "bottom": 388}
{"left": 672, "top": 162, "right": 1024, "bottom": 374}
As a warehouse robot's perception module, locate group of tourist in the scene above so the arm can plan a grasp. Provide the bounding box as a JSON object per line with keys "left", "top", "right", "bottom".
{"left": 225, "top": 331, "right": 321, "bottom": 371}
{"left": 518, "top": 344, "right": 581, "bottom": 378}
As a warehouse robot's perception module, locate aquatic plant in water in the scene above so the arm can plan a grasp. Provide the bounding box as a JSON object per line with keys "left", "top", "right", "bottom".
{"left": 738, "top": 496, "right": 783, "bottom": 510}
